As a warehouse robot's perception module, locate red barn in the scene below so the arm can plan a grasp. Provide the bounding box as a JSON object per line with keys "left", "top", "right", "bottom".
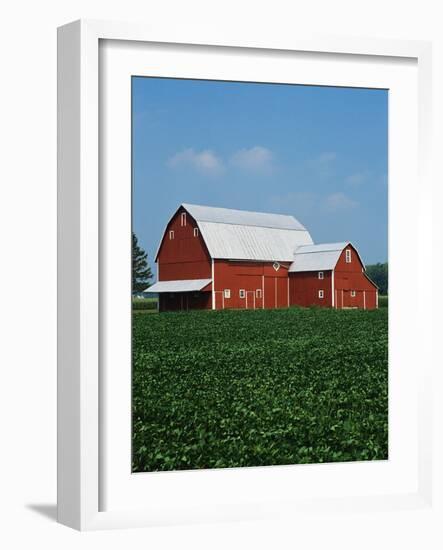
{"left": 145, "top": 203, "right": 378, "bottom": 311}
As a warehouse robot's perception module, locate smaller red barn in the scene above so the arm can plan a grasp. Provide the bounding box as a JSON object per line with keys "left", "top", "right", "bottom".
{"left": 289, "top": 242, "right": 378, "bottom": 309}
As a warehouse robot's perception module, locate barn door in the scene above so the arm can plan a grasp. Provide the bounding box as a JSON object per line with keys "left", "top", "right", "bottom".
{"left": 246, "top": 291, "right": 255, "bottom": 309}
{"left": 214, "top": 291, "right": 224, "bottom": 310}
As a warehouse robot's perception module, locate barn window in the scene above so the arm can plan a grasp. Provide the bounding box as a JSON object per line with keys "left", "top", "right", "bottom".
{"left": 181, "top": 212, "right": 187, "bottom": 226}
{"left": 193, "top": 227, "right": 199, "bottom": 237}
{"left": 273, "top": 262, "right": 280, "bottom": 271}
{"left": 318, "top": 290, "right": 324, "bottom": 299}
{"left": 169, "top": 230, "right": 174, "bottom": 240}
{"left": 345, "top": 249, "right": 352, "bottom": 263}
{"left": 318, "top": 271, "right": 324, "bottom": 279}
{"left": 239, "top": 289, "right": 246, "bottom": 299}
{"left": 256, "top": 289, "right": 262, "bottom": 298}
{"left": 351, "top": 290, "right": 356, "bottom": 297}
{"left": 224, "top": 289, "right": 231, "bottom": 299}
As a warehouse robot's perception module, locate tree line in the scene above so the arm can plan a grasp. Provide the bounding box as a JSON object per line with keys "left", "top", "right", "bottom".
{"left": 365, "top": 262, "right": 388, "bottom": 295}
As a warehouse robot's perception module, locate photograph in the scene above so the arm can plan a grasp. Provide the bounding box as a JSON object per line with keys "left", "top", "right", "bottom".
{"left": 131, "top": 76, "right": 388, "bottom": 473}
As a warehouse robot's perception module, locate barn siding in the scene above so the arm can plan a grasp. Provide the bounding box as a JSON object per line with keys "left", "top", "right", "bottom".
{"left": 333, "top": 245, "right": 378, "bottom": 309}
{"left": 289, "top": 271, "right": 333, "bottom": 308}
{"left": 157, "top": 207, "right": 212, "bottom": 281}
{"left": 213, "top": 260, "right": 289, "bottom": 310}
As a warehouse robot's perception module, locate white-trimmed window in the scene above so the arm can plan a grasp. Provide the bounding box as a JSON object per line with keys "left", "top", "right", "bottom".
{"left": 193, "top": 227, "right": 199, "bottom": 237}
{"left": 318, "top": 271, "right": 324, "bottom": 279}
{"left": 273, "top": 262, "right": 280, "bottom": 271}
{"left": 224, "top": 289, "right": 231, "bottom": 299}
{"left": 345, "top": 249, "right": 352, "bottom": 263}
{"left": 256, "top": 289, "right": 262, "bottom": 298}
{"left": 169, "top": 230, "right": 174, "bottom": 240}
{"left": 351, "top": 290, "right": 356, "bottom": 297}
{"left": 181, "top": 212, "right": 187, "bottom": 226}
{"left": 318, "top": 290, "right": 324, "bottom": 299}
{"left": 239, "top": 289, "right": 246, "bottom": 299}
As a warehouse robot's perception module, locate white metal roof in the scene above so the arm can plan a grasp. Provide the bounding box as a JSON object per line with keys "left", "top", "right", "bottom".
{"left": 143, "top": 278, "right": 212, "bottom": 293}
{"left": 182, "top": 203, "right": 307, "bottom": 230}
{"left": 182, "top": 204, "right": 313, "bottom": 261}
{"left": 289, "top": 242, "right": 350, "bottom": 272}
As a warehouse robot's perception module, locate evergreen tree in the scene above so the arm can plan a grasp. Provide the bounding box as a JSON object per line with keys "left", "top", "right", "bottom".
{"left": 132, "top": 232, "right": 153, "bottom": 292}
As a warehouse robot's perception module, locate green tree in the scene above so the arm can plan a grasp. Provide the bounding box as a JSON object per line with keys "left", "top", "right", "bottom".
{"left": 132, "top": 232, "right": 153, "bottom": 293}
{"left": 365, "top": 262, "right": 388, "bottom": 295}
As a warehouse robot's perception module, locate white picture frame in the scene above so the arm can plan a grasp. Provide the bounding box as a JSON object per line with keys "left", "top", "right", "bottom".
{"left": 57, "top": 19, "right": 434, "bottom": 531}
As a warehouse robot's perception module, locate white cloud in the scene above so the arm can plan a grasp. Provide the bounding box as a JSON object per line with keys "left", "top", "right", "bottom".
{"left": 230, "top": 146, "right": 273, "bottom": 172}
{"left": 323, "top": 192, "right": 358, "bottom": 212}
{"left": 269, "top": 191, "right": 316, "bottom": 217}
{"left": 345, "top": 172, "right": 368, "bottom": 186}
{"left": 317, "top": 152, "right": 337, "bottom": 163}
{"left": 167, "top": 148, "right": 223, "bottom": 174}
{"left": 306, "top": 152, "right": 337, "bottom": 178}
{"left": 271, "top": 190, "right": 357, "bottom": 217}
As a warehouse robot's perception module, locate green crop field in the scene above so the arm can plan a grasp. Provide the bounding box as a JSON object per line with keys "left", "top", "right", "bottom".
{"left": 132, "top": 307, "right": 388, "bottom": 472}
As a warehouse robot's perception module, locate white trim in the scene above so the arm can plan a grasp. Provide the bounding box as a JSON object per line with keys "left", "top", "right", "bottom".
{"left": 224, "top": 288, "right": 231, "bottom": 299}
{"left": 318, "top": 271, "right": 324, "bottom": 279}
{"left": 363, "top": 290, "right": 366, "bottom": 310}
{"left": 156, "top": 262, "right": 159, "bottom": 312}
{"left": 376, "top": 290, "right": 379, "bottom": 309}
{"left": 345, "top": 248, "right": 352, "bottom": 263}
{"left": 274, "top": 277, "right": 277, "bottom": 308}
{"left": 262, "top": 274, "right": 265, "bottom": 309}
{"left": 169, "top": 230, "right": 174, "bottom": 240}
{"left": 193, "top": 227, "right": 199, "bottom": 237}
{"left": 331, "top": 270, "right": 335, "bottom": 308}
{"left": 211, "top": 259, "right": 215, "bottom": 310}
{"left": 239, "top": 289, "right": 246, "bottom": 299}
{"left": 318, "top": 289, "right": 324, "bottom": 299}
{"left": 181, "top": 212, "right": 187, "bottom": 226}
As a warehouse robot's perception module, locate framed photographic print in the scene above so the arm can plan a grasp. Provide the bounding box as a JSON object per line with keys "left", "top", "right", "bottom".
{"left": 131, "top": 77, "right": 387, "bottom": 474}
{"left": 57, "top": 20, "right": 434, "bottom": 530}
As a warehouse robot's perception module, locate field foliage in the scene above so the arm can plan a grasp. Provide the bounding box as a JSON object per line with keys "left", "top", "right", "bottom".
{"left": 133, "top": 307, "right": 388, "bottom": 472}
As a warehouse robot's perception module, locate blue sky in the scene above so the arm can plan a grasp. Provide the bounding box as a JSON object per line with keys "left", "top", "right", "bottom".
{"left": 132, "top": 77, "right": 387, "bottom": 271}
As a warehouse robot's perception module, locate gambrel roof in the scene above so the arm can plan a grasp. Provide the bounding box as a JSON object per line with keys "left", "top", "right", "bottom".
{"left": 289, "top": 242, "right": 365, "bottom": 272}
{"left": 180, "top": 203, "right": 313, "bottom": 262}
